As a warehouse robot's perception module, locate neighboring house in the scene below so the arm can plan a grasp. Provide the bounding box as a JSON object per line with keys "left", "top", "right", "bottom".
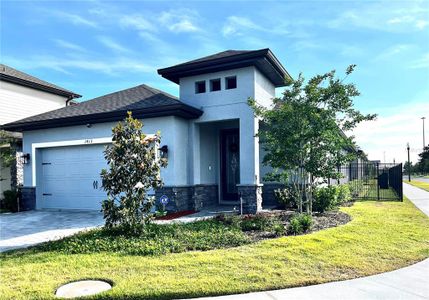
{"left": 1, "top": 49, "right": 290, "bottom": 213}
{"left": 0, "top": 64, "right": 81, "bottom": 199}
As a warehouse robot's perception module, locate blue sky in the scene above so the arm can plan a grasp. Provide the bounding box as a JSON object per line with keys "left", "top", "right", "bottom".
{"left": 1, "top": 0, "right": 429, "bottom": 163}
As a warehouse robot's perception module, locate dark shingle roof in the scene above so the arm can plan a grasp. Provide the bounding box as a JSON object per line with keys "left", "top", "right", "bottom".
{"left": 158, "top": 48, "right": 291, "bottom": 87}
{"left": 0, "top": 64, "right": 81, "bottom": 98}
{"left": 1, "top": 84, "right": 202, "bottom": 132}
{"left": 168, "top": 50, "right": 253, "bottom": 67}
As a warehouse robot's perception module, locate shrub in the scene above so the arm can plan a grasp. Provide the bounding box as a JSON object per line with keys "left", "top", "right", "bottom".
{"left": 313, "top": 186, "right": 339, "bottom": 213}
{"left": 215, "top": 214, "right": 241, "bottom": 228}
{"left": 299, "top": 214, "right": 313, "bottom": 232}
{"left": 272, "top": 223, "right": 286, "bottom": 237}
{"left": 288, "top": 214, "right": 313, "bottom": 235}
{"left": 274, "top": 186, "right": 298, "bottom": 209}
{"left": 1, "top": 190, "right": 20, "bottom": 212}
{"left": 288, "top": 217, "right": 303, "bottom": 235}
{"left": 337, "top": 184, "right": 351, "bottom": 204}
{"left": 240, "top": 214, "right": 278, "bottom": 231}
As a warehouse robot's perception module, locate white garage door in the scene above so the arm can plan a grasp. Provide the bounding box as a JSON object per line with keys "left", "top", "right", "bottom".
{"left": 40, "top": 144, "right": 109, "bottom": 210}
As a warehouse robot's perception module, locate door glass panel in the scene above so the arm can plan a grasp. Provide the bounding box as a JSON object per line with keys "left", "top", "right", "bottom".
{"left": 226, "top": 133, "right": 239, "bottom": 194}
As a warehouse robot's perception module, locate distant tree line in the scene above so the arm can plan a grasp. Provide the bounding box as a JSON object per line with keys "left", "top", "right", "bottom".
{"left": 404, "top": 145, "right": 429, "bottom": 175}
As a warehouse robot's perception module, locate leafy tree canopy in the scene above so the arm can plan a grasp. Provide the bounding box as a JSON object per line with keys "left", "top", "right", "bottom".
{"left": 249, "top": 65, "right": 376, "bottom": 212}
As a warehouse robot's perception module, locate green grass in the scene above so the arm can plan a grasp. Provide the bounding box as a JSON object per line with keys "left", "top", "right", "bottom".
{"left": 358, "top": 182, "right": 399, "bottom": 200}
{"left": 406, "top": 180, "right": 429, "bottom": 192}
{"left": 1, "top": 198, "right": 428, "bottom": 299}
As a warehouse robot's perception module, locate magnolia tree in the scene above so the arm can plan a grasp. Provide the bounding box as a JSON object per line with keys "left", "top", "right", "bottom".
{"left": 249, "top": 65, "right": 376, "bottom": 213}
{"left": 101, "top": 112, "right": 167, "bottom": 232}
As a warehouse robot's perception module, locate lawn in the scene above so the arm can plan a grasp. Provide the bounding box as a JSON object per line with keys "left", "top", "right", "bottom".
{"left": 1, "top": 198, "right": 428, "bottom": 299}
{"left": 406, "top": 180, "right": 429, "bottom": 192}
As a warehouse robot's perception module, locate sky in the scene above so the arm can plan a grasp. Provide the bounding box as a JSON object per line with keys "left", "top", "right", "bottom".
{"left": 1, "top": 0, "right": 428, "bottom": 164}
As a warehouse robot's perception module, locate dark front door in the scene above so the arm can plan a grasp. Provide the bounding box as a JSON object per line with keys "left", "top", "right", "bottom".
{"left": 220, "top": 129, "right": 240, "bottom": 201}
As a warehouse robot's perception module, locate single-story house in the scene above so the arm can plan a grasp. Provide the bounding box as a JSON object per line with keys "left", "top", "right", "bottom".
{"left": 0, "top": 64, "right": 80, "bottom": 200}
{"left": 1, "top": 48, "right": 291, "bottom": 213}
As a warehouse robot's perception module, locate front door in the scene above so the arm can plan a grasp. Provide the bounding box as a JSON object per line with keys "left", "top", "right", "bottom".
{"left": 220, "top": 129, "right": 240, "bottom": 201}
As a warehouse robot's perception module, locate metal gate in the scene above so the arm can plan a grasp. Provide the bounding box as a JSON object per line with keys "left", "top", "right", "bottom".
{"left": 336, "top": 162, "right": 403, "bottom": 201}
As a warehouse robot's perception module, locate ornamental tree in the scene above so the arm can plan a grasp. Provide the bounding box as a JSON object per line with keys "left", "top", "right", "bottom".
{"left": 249, "top": 65, "right": 376, "bottom": 213}
{"left": 101, "top": 112, "right": 167, "bottom": 232}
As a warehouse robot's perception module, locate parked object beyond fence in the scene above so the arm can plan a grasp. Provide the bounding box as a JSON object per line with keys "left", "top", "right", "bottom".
{"left": 331, "top": 162, "right": 403, "bottom": 201}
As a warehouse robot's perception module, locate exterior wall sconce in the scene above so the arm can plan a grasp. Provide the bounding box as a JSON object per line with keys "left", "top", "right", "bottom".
{"left": 21, "top": 153, "right": 30, "bottom": 164}
{"left": 159, "top": 145, "right": 168, "bottom": 159}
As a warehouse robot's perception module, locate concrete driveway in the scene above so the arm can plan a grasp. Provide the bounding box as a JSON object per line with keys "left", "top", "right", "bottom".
{"left": 0, "top": 210, "right": 104, "bottom": 252}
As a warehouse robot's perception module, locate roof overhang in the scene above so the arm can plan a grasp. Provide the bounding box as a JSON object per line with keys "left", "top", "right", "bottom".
{"left": 158, "top": 49, "right": 291, "bottom": 87}
{"left": 0, "top": 74, "right": 81, "bottom": 99}
{"left": 1, "top": 104, "right": 203, "bottom": 132}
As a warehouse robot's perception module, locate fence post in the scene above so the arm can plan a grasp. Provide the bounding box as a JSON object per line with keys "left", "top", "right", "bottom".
{"left": 400, "top": 163, "right": 403, "bottom": 202}
{"left": 376, "top": 162, "right": 380, "bottom": 201}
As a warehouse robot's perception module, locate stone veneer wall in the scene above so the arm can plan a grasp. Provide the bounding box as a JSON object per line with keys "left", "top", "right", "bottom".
{"left": 154, "top": 186, "right": 194, "bottom": 212}
{"left": 192, "top": 184, "right": 218, "bottom": 211}
{"left": 155, "top": 184, "right": 218, "bottom": 212}
{"left": 20, "top": 186, "right": 36, "bottom": 211}
{"left": 237, "top": 184, "right": 263, "bottom": 214}
{"left": 262, "top": 183, "right": 285, "bottom": 207}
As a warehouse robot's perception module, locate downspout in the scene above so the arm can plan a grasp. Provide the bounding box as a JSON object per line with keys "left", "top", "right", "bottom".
{"left": 65, "top": 96, "right": 74, "bottom": 106}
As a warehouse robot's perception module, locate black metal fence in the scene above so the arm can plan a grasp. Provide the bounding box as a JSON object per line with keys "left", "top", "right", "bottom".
{"left": 330, "top": 162, "right": 403, "bottom": 201}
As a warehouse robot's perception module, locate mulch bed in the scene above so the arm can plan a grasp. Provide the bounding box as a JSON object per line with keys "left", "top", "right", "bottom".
{"left": 245, "top": 209, "right": 352, "bottom": 242}
{"left": 156, "top": 210, "right": 197, "bottom": 220}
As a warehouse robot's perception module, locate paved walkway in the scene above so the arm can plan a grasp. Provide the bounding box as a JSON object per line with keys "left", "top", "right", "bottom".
{"left": 403, "top": 182, "right": 429, "bottom": 215}
{"left": 0, "top": 210, "right": 103, "bottom": 252}
{"left": 191, "top": 183, "right": 429, "bottom": 300}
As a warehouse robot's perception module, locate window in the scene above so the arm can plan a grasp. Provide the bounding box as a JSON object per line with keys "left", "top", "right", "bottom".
{"left": 195, "top": 81, "right": 206, "bottom": 94}
{"left": 225, "top": 76, "right": 237, "bottom": 90}
{"left": 210, "top": 78, "right": 221, "bottom": 92}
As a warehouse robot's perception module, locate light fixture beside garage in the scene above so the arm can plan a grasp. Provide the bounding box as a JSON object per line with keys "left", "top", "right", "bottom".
{"left": 159, "top": 145, "right": 168, "bottom": 159}
{"left": 20, "top": 153, "right": 30, "bottom": 164}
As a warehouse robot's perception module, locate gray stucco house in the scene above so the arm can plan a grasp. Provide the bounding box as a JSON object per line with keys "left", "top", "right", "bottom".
{"left": 1, "top": 49, "right": 291, "bottom": 213}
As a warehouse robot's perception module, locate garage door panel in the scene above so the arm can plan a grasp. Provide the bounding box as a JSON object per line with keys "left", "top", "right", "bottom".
{"left": 40, "top": 144, "right": 108, "bottom": 210}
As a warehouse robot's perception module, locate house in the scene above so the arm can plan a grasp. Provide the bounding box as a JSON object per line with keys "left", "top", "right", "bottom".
{"left": 1, "top": 49, "right": 290, "bottom": 213}
{"left": 0, "top": 64, "right": 80, "bottom": 201}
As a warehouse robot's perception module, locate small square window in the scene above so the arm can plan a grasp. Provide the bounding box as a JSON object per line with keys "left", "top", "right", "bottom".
{"left": 225, "top": 76, "right": 237, "bottom": 90}
{"left": 195, "top": 81, "right": 206, "bottom": 94}
{"left": 210, "top": 78, "right": 221, "bottom": 92}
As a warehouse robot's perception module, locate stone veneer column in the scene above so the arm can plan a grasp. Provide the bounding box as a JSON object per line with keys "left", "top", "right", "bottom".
{"left": 237, "top": 184, "right": 263, "bottom": 214}
{"left": 20, "top": 186, "right": 36, "bottom": 211}
{"left": 154, "top": 186, "right": 194, "bottom": 212}
{"left": 192, "top": 184, "right": 218, "bottom": 211}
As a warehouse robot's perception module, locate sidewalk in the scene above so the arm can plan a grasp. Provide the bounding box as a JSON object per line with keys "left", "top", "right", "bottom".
{"left": 190, "top": 183, "right": 429, "bottom": 300}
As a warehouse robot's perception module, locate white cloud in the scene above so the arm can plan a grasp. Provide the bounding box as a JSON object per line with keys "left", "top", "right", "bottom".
{"left": 119, "top": 14, "right": 155, "bottom": 32}
{"left": 328, "top": 1, "right": 429, "bottom": 32}
{"left": 97, "top": 36, "right": 131, "bottom": 53}
{"left": 53, "top": 39, "right": 86, "bottom": 52}
{"left": 158, "top": 9, "right": 201, "bottom": 33}
{"left": 168, "top": 19, "right": 199, "bottom": 33}
{"left": 409, "top": 52, "right": 429, "bottom": 69}
{"left": 222, "top": 16, "right": 261, "bottom": 36}
{"left": 49, "top": 10, "right": 98, "bottom": 28}
{"left": 3, "top": 55, "right": 156, "bottom": 76}
{"left": 374, "top": 44, "right": 413, "bottom": 61}
{"left": 222, "top": 15, "right": 289, "bottom": 37}
{"left": 353, "top": 100, "right": 429, "bottom": 164}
